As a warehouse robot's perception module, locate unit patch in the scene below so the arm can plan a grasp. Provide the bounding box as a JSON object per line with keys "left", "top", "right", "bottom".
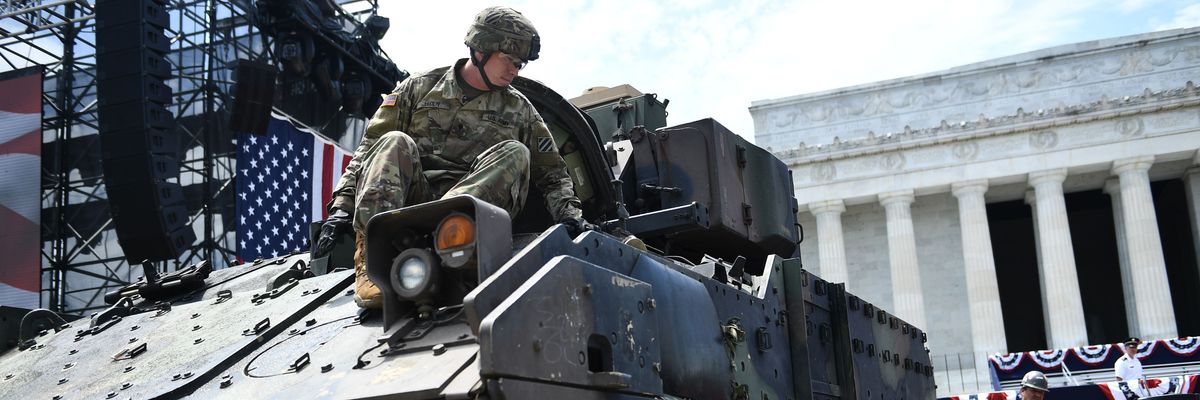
{"left": 537, "top": 137, "right": 555, "bottom": 153}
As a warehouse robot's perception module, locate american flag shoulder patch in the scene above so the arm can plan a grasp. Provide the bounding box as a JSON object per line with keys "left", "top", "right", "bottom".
{"left": 381, "top": 94, "right": 398, "bottom": 107}
{"left": 537, "top": 137, "right": 554, "bottom": 153}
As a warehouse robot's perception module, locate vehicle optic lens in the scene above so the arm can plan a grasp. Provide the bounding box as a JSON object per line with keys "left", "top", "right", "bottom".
{"left": 436, "top": 214, "right": 475, "bottom": 250}
{"left": 399, "top": 257, "right": 428, "bottom": 290}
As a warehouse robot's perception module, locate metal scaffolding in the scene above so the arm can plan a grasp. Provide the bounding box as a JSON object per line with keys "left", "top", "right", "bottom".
{"left": 0, "top": 0, "right": 380, "bottom": 314}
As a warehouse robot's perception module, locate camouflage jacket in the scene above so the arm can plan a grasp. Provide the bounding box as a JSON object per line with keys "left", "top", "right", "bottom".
{"left": 329, "top": 59, "right": 583, "bottom": 220}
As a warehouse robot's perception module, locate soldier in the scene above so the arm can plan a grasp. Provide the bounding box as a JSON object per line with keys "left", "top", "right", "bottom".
{"left": 312, "top": 6, "right": 587, "bottom": 309}
{"left": 1018, "top": 370, "right": 1049, "bottom": 400}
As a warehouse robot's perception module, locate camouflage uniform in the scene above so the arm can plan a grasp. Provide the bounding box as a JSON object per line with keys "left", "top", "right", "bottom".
{"left": 327, "top": 6, "right": 575, "bottom": 308}
{"left": 329, "top": 59, "right": 583, "bottom": 232}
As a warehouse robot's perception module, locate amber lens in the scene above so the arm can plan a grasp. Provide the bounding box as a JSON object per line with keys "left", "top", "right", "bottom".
{"left": 436, "top": 214, "right": 475, "bottom": 250}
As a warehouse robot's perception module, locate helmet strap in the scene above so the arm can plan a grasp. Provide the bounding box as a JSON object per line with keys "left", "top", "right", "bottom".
{"left": 468, "top": 49, "right": 503, "bottom": 91}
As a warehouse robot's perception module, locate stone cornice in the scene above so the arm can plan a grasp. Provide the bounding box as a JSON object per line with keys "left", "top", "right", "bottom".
{"left": 775, "top": 83, "right": 1200, "bottom": 165}
{"left": 753, "top": 29, "right": 1200, "bottom": 151}
{"left": 751, "top": 28, "right": 1200, "bottom": 112}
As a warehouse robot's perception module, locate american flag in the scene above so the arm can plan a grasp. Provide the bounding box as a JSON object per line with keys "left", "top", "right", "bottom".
{"left": 0, "top": 68, "right": 41, "bottom": 308}
{"left": 236, "top": 114, "right": 351, "bottom": 262}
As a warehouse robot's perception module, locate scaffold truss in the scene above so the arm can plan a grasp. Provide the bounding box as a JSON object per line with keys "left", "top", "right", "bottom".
{"left": 0, "top": 0, "right": 380, "bottom": 314}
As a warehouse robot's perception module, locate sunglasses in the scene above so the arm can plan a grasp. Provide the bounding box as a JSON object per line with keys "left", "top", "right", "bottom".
{"left": 499, "top": 52, "right": 528, "bottom": 70}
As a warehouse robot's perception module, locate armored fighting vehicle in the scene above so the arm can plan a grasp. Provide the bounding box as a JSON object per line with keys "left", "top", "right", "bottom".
{"left": 0, "top": 79, "right": 935, "bottom": 399}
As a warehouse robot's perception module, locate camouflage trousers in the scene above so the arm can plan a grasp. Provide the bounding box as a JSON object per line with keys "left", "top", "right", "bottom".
{"left": 352, "top": 131, "right": 532, "bottom": 233}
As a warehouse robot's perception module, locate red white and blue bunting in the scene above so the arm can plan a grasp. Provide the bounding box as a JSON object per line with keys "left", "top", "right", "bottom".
{"left": 1165, "top": 337, "right": 1199, "bottom": 357}
{"left": 1097, "top": 375, "right": 1200, "bottom": 400}
{"left": 1030, "top": 349, "right": 1067, "bottom": 369}
{"left": 988, "top": 336, "right": 1200, "bottom": 384}
{"left": 942, "top": 375, "right": 1200, "bottom": 400}
{"left": 1075, "top": 344, "right": 1114, "bottom": 366}
{"left": 992, "top": 353, "right": 1025, "bottom": 372}
{"left": 1137, "top": 341, "right": 1156, "bottom": 360}
{"left": 946, "top": 391, "right": 1015, "bottom": 400}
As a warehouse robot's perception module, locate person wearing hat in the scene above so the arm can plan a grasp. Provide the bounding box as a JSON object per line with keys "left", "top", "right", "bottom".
{"left": 1018, "top": 370, "right": 1049, "bottom": 400}
{"left": 312, "top": 6, "right": 587, "bottom": 308}
{"left": 1114, "top": 338, "right": 1146, "bottom": 390}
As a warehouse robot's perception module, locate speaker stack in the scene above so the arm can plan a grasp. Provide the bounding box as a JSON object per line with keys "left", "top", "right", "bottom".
{"left": 95, "top": 0, "right": 195, "bottom": 263}
{"left": 229, "top": 60, "right": 277, "bottom": 135}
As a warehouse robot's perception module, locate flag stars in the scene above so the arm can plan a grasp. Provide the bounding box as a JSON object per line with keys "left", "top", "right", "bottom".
{"left": 239, "top": 124, "right": 348, "bottom": 262}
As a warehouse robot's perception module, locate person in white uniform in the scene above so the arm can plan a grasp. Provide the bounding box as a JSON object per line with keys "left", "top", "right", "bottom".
{"left": 1114, "top": 338, "right": 1145, "bottom": 392}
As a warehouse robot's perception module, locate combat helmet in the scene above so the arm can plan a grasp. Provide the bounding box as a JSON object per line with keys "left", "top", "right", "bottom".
{"left": 464, "top": 6, "right": 540, "bottom": 62}
{"left": 1021, "top": 371, "right": 1049, "bottom": 392}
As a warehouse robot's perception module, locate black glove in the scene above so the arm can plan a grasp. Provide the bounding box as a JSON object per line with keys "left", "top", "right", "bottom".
{"left": 559, "top": 216, "right": 597, "bottom": 236}
{"left": 313, "top": 209, "right": 352, "bottom": 259}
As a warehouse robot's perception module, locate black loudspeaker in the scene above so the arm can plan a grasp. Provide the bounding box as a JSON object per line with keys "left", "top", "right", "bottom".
{"left": 230, "top": 60, "right": 277, "bottom": 135}
{"left": 96, "top": 0, "right": 195, "bottom": 263}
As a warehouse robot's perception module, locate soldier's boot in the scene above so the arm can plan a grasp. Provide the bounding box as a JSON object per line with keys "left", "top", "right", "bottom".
{"left": 443, "top": 140, "right": 530, "bottom": 217}
{"left": 351, "top": 131, "right": 430, "bottom": 309}
{"left": 353, "top": 232, "right": 382, "bottom": 309}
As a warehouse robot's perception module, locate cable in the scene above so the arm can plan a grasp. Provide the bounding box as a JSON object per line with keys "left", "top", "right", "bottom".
{"left": 353, "top": 341, "right": 386, "bottom": 370}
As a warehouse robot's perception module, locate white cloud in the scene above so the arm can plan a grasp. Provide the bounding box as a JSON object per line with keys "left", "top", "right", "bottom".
{"left": 376, "top": 1, "right": 1156, "bottom": 143}
{"left": 1154, "top": 3, "right": 1200, "bottom": 30}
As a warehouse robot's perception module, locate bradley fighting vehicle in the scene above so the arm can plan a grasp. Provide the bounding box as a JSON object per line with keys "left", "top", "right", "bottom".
{"left": 0, "top": 79, "right": 936, "bottom": 399}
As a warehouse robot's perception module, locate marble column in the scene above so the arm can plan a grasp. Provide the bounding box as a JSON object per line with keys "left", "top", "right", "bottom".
{"left": 1184, "top": 167, "right": 1200, "bottom": 299}
{"left": 878, "top": 190, "right": 927, "bottom": 330}
{"left": 1028, "top": 169, "right": 1088, "bottom": 348}
{"left": 1103, "top": 178, "right": 1138, "bottom": 338}
{"left": 1112, "top": 156, "right": 1177, "bottom": 339}
{"left": 811, "top": 200, "right": 848, "bottom": 283}
{"left": 1025, "top": 190, "right": 1054, "bottom": 344}
{"left": 951, "top": 180, "right": 1008, "bottom": 359}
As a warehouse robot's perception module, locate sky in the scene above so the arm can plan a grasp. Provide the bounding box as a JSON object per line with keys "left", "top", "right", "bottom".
{"left": 373, "top": 0, "right": 1200, "bottom": 143}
